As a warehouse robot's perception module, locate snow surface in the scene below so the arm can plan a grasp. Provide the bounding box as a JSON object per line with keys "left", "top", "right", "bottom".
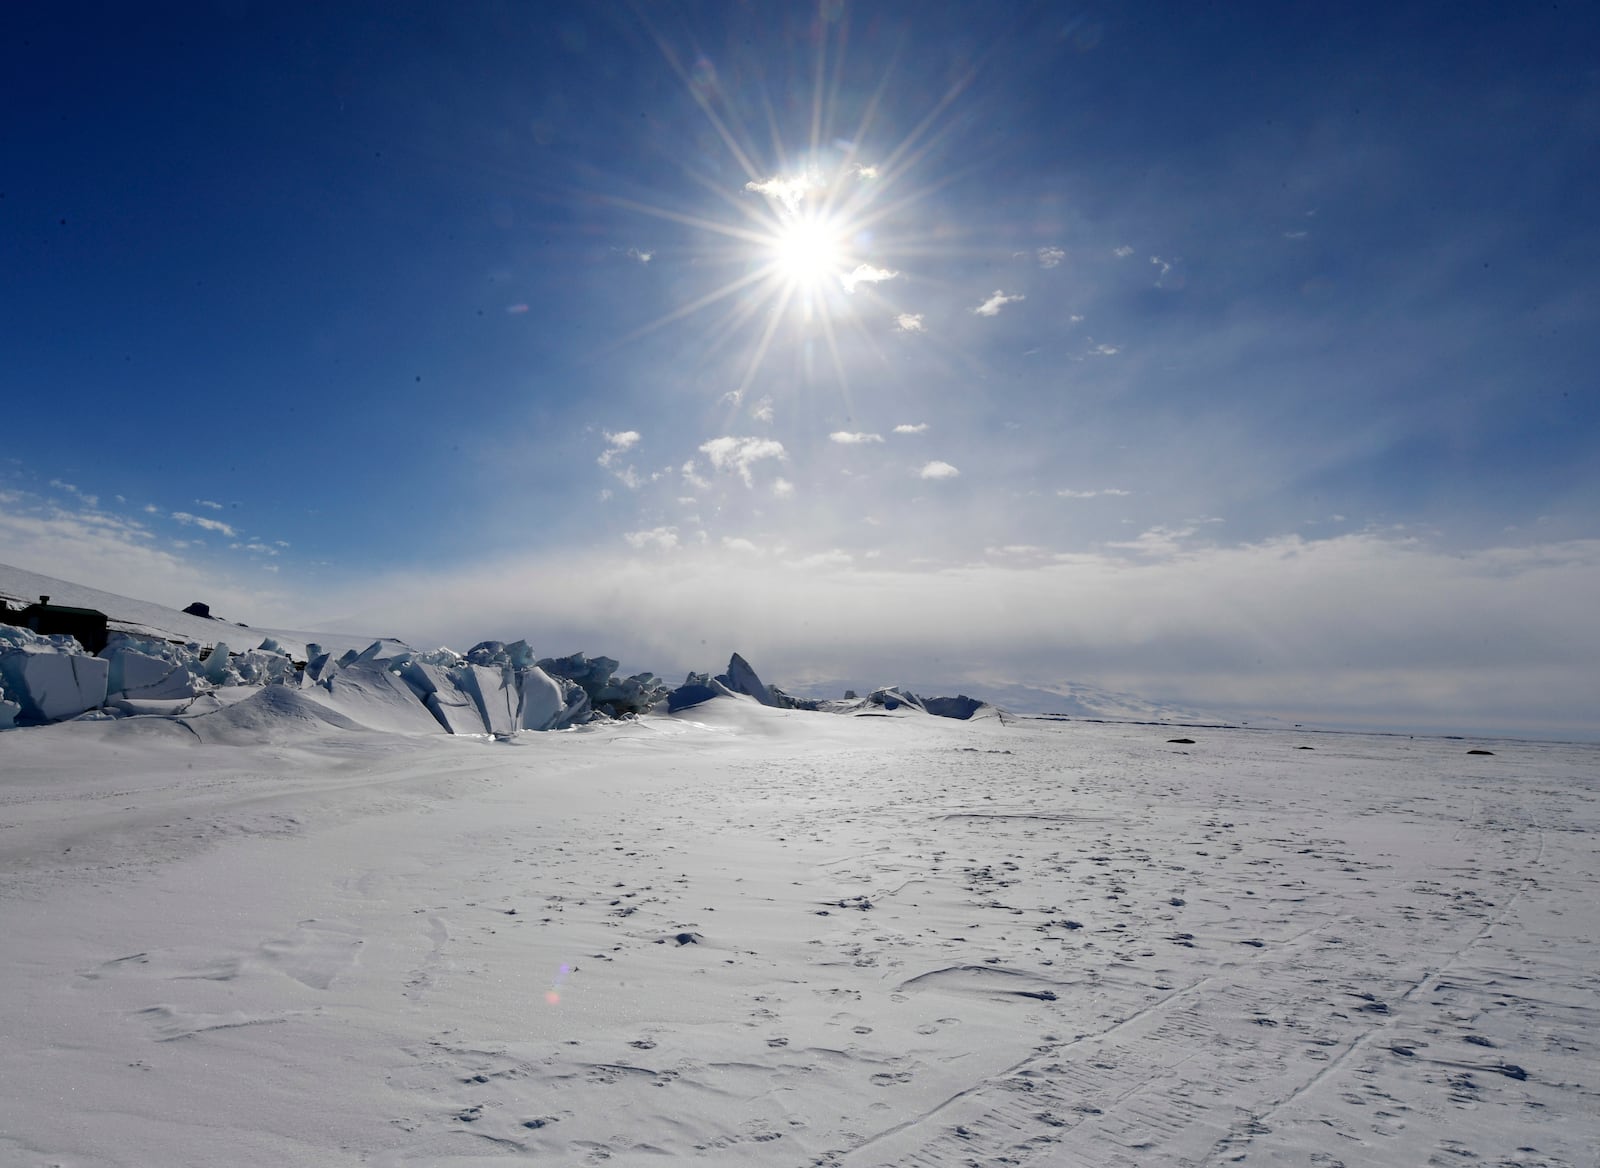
{"left": 1, "top": 695, "right": 1595, "bottom": 1167}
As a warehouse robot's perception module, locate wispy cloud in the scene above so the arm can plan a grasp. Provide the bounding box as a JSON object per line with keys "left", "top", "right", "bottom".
{"left": 771, "top": 477, "right": 796, "bottom": 499}
{"left": 721, "top": 536, "right": 761, "bottom": 554}
{"left": 850, "top": 163, "right": 879, "bottom": 180}
{"left": 893, "top": 423, "right": 929, "bottom": 435}
{"left": 625, "top": 247, "right": 654, "bottom": 263}
{"left": 680, "top": 459, "right": 710, "bottom": 490}
{"left": 1037, "top": 246, "right": 1065, "bottom": 268}
{"left": 751, "top": 397, "right": 774, "bottom": 423}
{"left": 1107, "top": 525, "right": 1196, "bottom": 556}
{"left": 785, "top": 549, "right": 853, "bottom": 570}
{"left": 829, "top": 431, "right": 884, "bottom": 445}
{"left": 1113, "top": 245, "right": 1134, "bottom": 258}
{"left": 840, "top": 264, "right": 898, "bottom": 293}
{"left": 171, "top": 511, "right": 237, "bottom": 537}
{"left": 745, "top": 174, "right": 815, "bottom": 212}
{"left": 973, "top": 290, "right": 1025, "bottom": 317}
{"left": 0, "top": 488, "right": 294, "bottom": 625}
{"left": 894, "top": 313, "right": 925, "bottom": 333}
{"left": 698, "top": 436, "right": 787, "bottom": 486}
{"left": 598, "top": 430, "right": 643, "bottom": 478}
{"left": 196, "top": 499, "right": 224, "bottom": 510}
{"left": 48, "top": 479, "right": 98, "bottom": 507}
{"left": 1058, "top": 487, "right": 1132, "bottom": 498}
{"left": 623, "top": 526, "right": 679, "bottom": 551}
{"left": 919, "top": 461, "right": 961, "bottom": 480}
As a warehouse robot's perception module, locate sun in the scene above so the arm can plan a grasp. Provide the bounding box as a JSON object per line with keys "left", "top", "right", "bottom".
{"left": 770, "top": 212, "right": 845, "bottom": 291}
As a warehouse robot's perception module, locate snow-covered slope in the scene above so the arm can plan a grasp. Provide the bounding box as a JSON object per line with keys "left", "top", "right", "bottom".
{"left": 0, "top": 561, "right": 404, "bottom": 660}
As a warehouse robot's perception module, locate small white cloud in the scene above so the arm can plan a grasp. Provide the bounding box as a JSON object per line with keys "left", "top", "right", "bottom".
{"left": 973, "top": 290, "right": 1025, "bottom": 317}
{"left": 1058, "top": 487, "right": 1132, "bottom": 499}
{"left": 598, "top": 430, "right": 645, "bottom": 484}
{"left": 919, "top": 461, "right": 961, "bottom": 480}
{"left": 623, "top": 526, "right": 679, "bottom": 551}
{"left": 1069, "top": 313, "right": 1084, "bottom": 323}
{"left": 1037, "top": 246, "right": 1065, "bottom": 268}
{"left": 771, "top": 477, "right": 796, "bottom": 499}
{"left": 752, "top": 396, "right": 774, "bottom": 423}
{"left": 171, "top": 511, "right": 237, "bottom": 537}
{"left": 850, "top": 163, "right": 880, "bottom": 180}
{"left": 745, "top": 174, "right": 815, "bottom": 212}
{"left": 1151, "top": 256, "right": 1172, "bottom": 282}
{"left": 680, "top": 459, "right": 710, "bottom": 490}
{"left": 597, "top": 429, "right": 642, "bottom": 468}
{"left": 893, "top": 422, "right": 929, "bottom": 435}
{"left": 840, "top": 263, "right": 898, "bottom": 293}
{"left": 1089, "top": 343, "right": 1120, "bottom": 356}
{"left": 626, "top": 247, "right": 654, "bottom": 263}
{"left": 1113, "top": 245, "right": 1134, "bottom": 258}
{"left": 722, "top": 537, "right": 761, "bottom": 554}
{"left": 196, "top": 499, "right": 224, "bottom": 511}
{"left": 829, "top": 431, "right": 884, "bottom": 445}
{"left": 143, "top": 503, "right": 160, "bottom": 514}
{"left": 894, "top": 313, "right": 925, "bottom": 333}
{"left": 275, "top": 540, "right": 291, "bottom": 548}
{"left": 699, "top": 436, "right": 787, "bottom": 486}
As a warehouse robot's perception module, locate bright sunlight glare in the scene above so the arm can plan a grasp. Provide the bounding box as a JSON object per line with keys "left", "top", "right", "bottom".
{"left": 771, "top": 213, "right": 846, "bottom": 290}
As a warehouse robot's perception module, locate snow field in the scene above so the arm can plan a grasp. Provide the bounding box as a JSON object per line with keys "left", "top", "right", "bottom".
{"left": 0, "top": 699, "right": 1595, "bottom": 1167}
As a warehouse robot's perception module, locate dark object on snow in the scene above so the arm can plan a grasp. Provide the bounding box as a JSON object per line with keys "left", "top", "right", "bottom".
{"left": 1467, "top": 749, "right": 1495, "bottom": 755}
{"left": 1296, "top": 745, "right": 1315, "bottom": 750}
{"left": 182, "top": 601, "right": 212, "bottom": 618}
{"left": 11, "top": 596, "right": 109, "bottom": 653}
{"left": 1167, "top": 737, "right": 1196, "bottom": 744}
{"left": 667, "top": 682, "right": 719, "bottom": 713}
{"left": 922, "top": 694, "right": 986, "bottom": 720}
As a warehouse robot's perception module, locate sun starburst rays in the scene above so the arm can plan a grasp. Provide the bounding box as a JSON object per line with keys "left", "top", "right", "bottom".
{"left": 597, "top": 9, "right": 980, "bottom": 409}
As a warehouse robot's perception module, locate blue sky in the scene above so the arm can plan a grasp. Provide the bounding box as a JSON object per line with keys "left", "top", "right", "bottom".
{"left": 3, "top": 2, "right": 1598, "bottom": 735}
